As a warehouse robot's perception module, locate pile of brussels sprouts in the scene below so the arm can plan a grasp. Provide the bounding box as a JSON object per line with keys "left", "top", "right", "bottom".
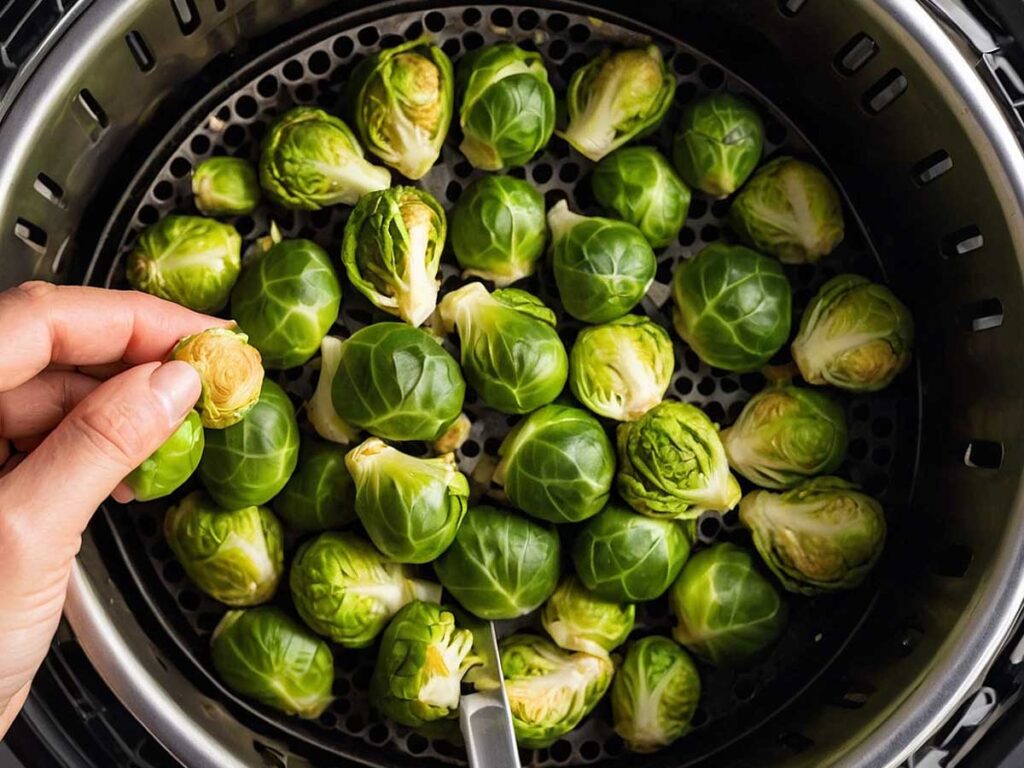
{"left": 121, "top": 31, "right": 915, "bottom": 756}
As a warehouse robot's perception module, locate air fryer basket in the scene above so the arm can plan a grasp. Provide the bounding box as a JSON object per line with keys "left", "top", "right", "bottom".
{"left": 1, "top": 1, "right": 1023, "bottom": 767}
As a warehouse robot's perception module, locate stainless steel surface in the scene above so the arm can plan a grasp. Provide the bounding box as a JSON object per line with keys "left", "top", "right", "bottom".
{"left": 460, "top": 624, "right": 520, "bottom": 768}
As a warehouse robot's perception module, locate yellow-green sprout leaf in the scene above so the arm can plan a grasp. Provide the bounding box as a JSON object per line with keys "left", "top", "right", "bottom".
{"left": 541, "top": 575, "right": 635, "bottom": 659}
{"left": 173, "top": 327, "right": 265, "bottom": 429}
{"left": 125, "top": 410, "right": 204, "bottom": 501}
{"left": 192, "top": 157, "right": 261, "bottom": 216}
{"left": 672, "top": 92, "right": 763, "bottom": 198}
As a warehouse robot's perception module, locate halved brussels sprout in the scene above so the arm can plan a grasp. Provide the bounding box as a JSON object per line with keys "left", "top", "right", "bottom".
{"left": 164, "top": 490, "right": 284, "bottom": 606}
{"left": 434, "top": 505, "right": 560, "bottom": 620}
{"left": 192, "top": 157, "right": 261, "bottom": 216}
{"left": 671, "top": 242, "right": 792, "bottom": 373}
{"left": 273, "top": 437, "right": 356, "bottom": 532}
{"left": 125, "top": 410, "right": 204, "bottom": 501}
{"left": 592, "top": 147, "right": 692, "bottom": 248}
{"left": 569, "top": 315, "right": 673, "bottom": 422}
{"left": 548, "top": 200, "right": 656, "bottom": 323}
{"left": 494, "top": 404, "right": 615, "bottom": 524}
{"left": 198, "top": 378, "right": 299, "bottom": 508}
{"left": 739, "top": 477, "right": 886, "bottom": 594}
{"left": 560, "top": 45, "right": 675, "bottom": 162}
{"left": 669, "top": 543, "right": 787, "bottom": 667}
{"left": 211, "top": 607, "right": 334, "bottom": 719}
{"left": 456, "top": 42, "right": 555, "bottom": 170}
{"left": 173, "top": 327, "right": 264, "bottom": 429}
{"left": 450, "top": 174, "right": 547, "bottom": 286}
{"left": 541, "top": 575, "right": 635, "bottom": 659}
{"left": 259, "top": 106, "right": 391, "bottom": 210}
{"left": 127, "top": 215, "right": 241, "bottom": 313}
{"left": 617, "top": 400, "right": 740, "bottom": 519}
{"left": 672, "top": 92, "right": 763, "bottom": 198}
{"left": 342, "top": 186, "right": 446, "bottom": 327}
{"left": 438, "top": 282, "right": 567, "bottom": 414}
{"left": 611, "top": 635, "right": 700, "bottom": 753}
{"left": 791, "top": 274, "right": 914, "bottom": 392}
{"left": 307, "top": 336, "right": 360, "bottom": 445}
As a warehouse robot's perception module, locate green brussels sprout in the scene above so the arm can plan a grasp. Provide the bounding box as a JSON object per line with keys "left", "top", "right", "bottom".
{"left": 669, "top": 543, "right": 787, "bottom": 667}
{"left": 125, "top": 410, "right": 204, "bottom": 501}
{"left": 592, "top": 147, "right": 692, "bottom": 248}
{"left": 307, "top": 336, "right": 360, "bottom": 445}
{"left": 346, "top": 438, "right": 469, "bottom": 564}
{"left": 346, "top": 39, "right": 454, "bottom": 180}
{"left": 211, "top": 607, "right": 334, "bottom": 719}
{"left": 173, "top": 327, "right": 265, "bottom": 429}
{"left": 126, "top": 215, "right": 241, "bottom": 313}
{"left": 450, "top": 175, "right": 547, "bottom": 286}
{"left": 791, "top": 274, "right": 914, "bottom": 392}
{"left": 330, "top": 323, "right": 465, "bottom": 442}
{"left": 290, "top": 531, "right": 442, "bottom": 647}
{"left": 192, "top": 157, "right": 261, "bottom": 216}
{"left": 164, "top": 490, "right": 284, "bottom": 606}
{"left": 672, "top": 92, "right": 764, "bottom": 198}
{"left": 572, "top": 502, "right": 691, "bottom": 602}
{"left": 494, "top": 404, "right": 615, "bottom": 524}
{"left": 495, "top": 633, "right": 614, "bottom": 748}
{"left": 456, "top": 43, "right": 555, "bottom": 170}
{"left": 671, "top": 242, "right": 792, "bottom": 373}
{"left": 739, "top": 477, "right": 886, "bottom": 594}
{"left": 616, "top": 400, "right": 740, "bottom": 519}
{"left": 438, "top": 282, "right": 567, "bottom": 414}
{"left": 230, "top": 238, "right": 341, "bottom": 370}
{"left": 548, "top": 200, "right": 656, "bottom": 323}
{"left": 273, "top": 437, "right": 356, "bottom": 532}
{"left": 370, "top": 601, "right": 477, "bottom": 727}
{"left": 611, "top": 636, "right": 700, "bottom": 753}
{"left": 569, "top": 315, "right": 674, "bottom": 422}
{"left": 721, "top": 383, "right": 847, "bottom": 489}
{"left": 729, "top": 157, "right": 845, "bottom": 264}
{"left": 434, "top": 505, "right": 560, "bottom": 620}
{"left": 259, "top": 106, "right": 391, "bottom": 210}
{"left": 561, "top": 45, "right": 675, "bottom": 162}
{"left": 342, "top": 186, "right": 446, "bottom": 327}
{"left": 198, "top": 378, "right": 299, "bottom": 508}
{"left": 540, "top": 575, "right": 635, "bottom": 659}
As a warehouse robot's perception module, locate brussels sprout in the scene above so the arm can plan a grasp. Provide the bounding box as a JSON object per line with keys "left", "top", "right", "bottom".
{"left": 569, "top": 315, "right": 673, "bottom": 422}
{"left": 211, "top": 607, "right": 334, "bottom": 718}
{"left": 290, "top": 531, "right": 442, "bottom": 647}
{"left": 164, "top": 490, "right": 284, "bottom": 606}
{"left": 791, "top": 274, "right": 914, "bottom": 392}
{"left": 450, "top": 175, "right": 547, "bottom": 286}
{"left": 126, "top": 215, "right": 241, "bottom": 313}
{"left": 346, "top": 39, "right": 453, "bottom": 180}
{"left": 541, "top": 575, "right": 635, "bottom": 659}
{"left": 331, "top": 323, "right": 465, "bottom": 442}
{"left": 456, "top": 43, "right": 555, "bottom": 170}
{"left": 561, "top": 46, "right": 675, "bottom": 162}
{"left": 739, "top": 477, "right": 886, "bottom": 594}
{"left": 307, "top": 336, "right": 360, "bottom": 445}
{"left": 173, "top": 327, "right": 264, "bottom": 429}
{"left": 495, "top": 633, "right": 614, "bottom": 748}
{"left": 371, "top": 601, "right": 477, "bottom": 727}
{"left": 125, "top": 410, "right": 204, "bottom": 501}
{"left": 671, "top": 243, "right": 792, "bottom": 373}
{"left": 346, "top": 438, "right": 468, "bottom": 564}
{"left": 616, "top": 401, "right": 740, "bottom": 519}
{"left": 721, "top": 383, "right": 847, "bottom": 489}
{"left": 192, "top": 157, "right": 261, "bottom": 216}
{"left": 273, "top": 437, "right": 356, "bottom": 532}
{"left": 669, "top": 543, "right": 787, "bottom": 667}
{"left": 438, "top": 283, "right": 567, "bottom": 414}
{"left": 592, "top": 147, "right": 692, "bottom": 248}
{"left": 730, "top": 157, "right": 845, "bottom": 264}
{"left": 198, "top": 378, "right": 299, "bottom": 508}
{"left": 434, "top": 505, "right": 560, "bottom": 620}
{"left": 672, "top": 93, "right": 763, "bottom": 198}
{"left": 548, "top": 200, "right": 656, "bottom": 323}
{"left": 494, "top": 404, "right": 615, "bottom": 524}
{"left": 230, "top": 238, "right": 341, "bottom": 369}
{"left": 342, "top": 186, "right": 446, "bottom": 327}
{"left": 572, "top": 502, "right": 691, "bottom": 602}
{"left": 259, "top": 106, "right": 391, "bottom": 210}
{"left": 611, "top": 636, "right": 700, "bottom": 753}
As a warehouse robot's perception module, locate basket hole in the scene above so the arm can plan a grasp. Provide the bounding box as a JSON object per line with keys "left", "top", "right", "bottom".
{"left": 224, "top": 124, "right": 246, "bottom": 147}
{"left": 162, "top": 560, "right": 184, "bottom": 583}
{"left": 550, "top": 740, "right": 572, "bottom": 762}
{"left": 960, "top": 297, "right": 1003, "bottom": 332}
{"left": 673, "top": 53, "right": 697, "bottom": 76}
{"left": 463, "top": 31, "right": 484, "bottom": 51}
{"left": 697, "top": 513, "right": 721, "bottom": 541}
{"left": 380, "top": 34, "right": 404, "bottom": 50}
{"left": 964, "top": 439, "right": 1003, "bottom": 469}
{"left": 532, "top": 163, "right": 553, "bottom": 184}
{"left": 462, "top": 8, "right": 481, "bottom": 26}
{"left": 835, "top": 33, "right": 878, "bottom": 75}
{"left": 830, "top": 679, "right": 876, "bottom": 709}
{"left": 234, "top": 95, "right": 258, "bottom": 119}
{"left": 125, "top": 30, "right": 155, "bottom": 72}
{"left": 778, "top": 731, "right": 814, "bottom": 753}
{"left": 14, "top": 218, "right": 47, "bottom": 254}
{"left": 701, "top": 224, "right": 721, "bottom": 242}
{"left": 405, "top": 20, "right": 424, "bottom": 39}
{"left": 367, "top": 723, "right": 389, "bottom": 745}
{"left": 190, "top": 134, "right": 211, "bottom": 155}
{"left": 178, "top": 590, "right": 200, "bottom": 611}
{"left": 282, "top": 60, "right": 304, "bottom": 82}
{"left": 318, "top": 710, "right": 338, "bottom": 728}
{"left": 733, "top": 678, "right": 756, "bottom": 701}
{"left": 569, "top": 23, "right": 590, "bottom": 43}
{"left": 940, "top": 225, "right": 983, "bottom": 258}
{"left": 912, "top": 150, "right": 953, "bottom": 186}
{"left": 75, "top": 89, "right": 109, "bottom": 130}
{"left": 699, "top": 64, "right": 725, "bottom": 89}
{"left": 332, "top": 36, "right": 354, "bottom": 59}
{"left": 442, "top": 38, "right": 461, "bottom": 58}
{"left": 547, "top": 12, "right": 569, "bottom": 32}
{"left": 358, "top": 26, "right": 380, "bottom": 47}
{"left": 170, "top": 0, "right": 200, "bottom": 35}
{"left": 213, "top": 0, "right": 225, "bottom": 10}
{"left": 579, "top": 741, "right": 600, "bottom": 761}
{"left": 407, "top": 734, "right": 428, "bottom": 754}
{"left": 518, "top": 9, "right": 540, "bottom": 30}
{"left": 491, "top": 7, "right": 514, "bottom": 28}
{"left": 863, "top": 69, "right": 907, "bottom": 114}
{"left": 778, "top": 0, "right": 807, "bottom": 15}
{"left": 252, "top": 741, "right": 287, "bottom": 768}
{"left": 424, "top": 11, "right": 446, "bottom": 33}
{"left": 678, "top": 227, "right": 696, "bottom": 247}
{"left": 308, "top": 51, "right": 331, "bottom": 76}
{"left": 933, "top": 543, "right": 973, "bottom": 577}
{"left": 34, "top": 173, "right": 65, "bottom": 208}
{"left": 549, "top": 39, "right": 569, "bottom": 61}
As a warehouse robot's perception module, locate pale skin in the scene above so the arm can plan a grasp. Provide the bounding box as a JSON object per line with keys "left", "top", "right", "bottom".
{"left": 0, "top": 282, "right": 228, "bottom": 739}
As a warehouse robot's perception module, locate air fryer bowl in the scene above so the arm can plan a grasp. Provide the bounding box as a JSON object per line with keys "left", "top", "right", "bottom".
{"left": 1, "top": 1, "right": 1022, "bottom": 767}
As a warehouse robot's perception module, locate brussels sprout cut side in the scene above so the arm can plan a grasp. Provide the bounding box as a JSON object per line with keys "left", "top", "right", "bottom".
{"left": 125, "top": 410, "right": 204, "bottom": 501}
{"left": 672, "top": 92, "right": 764, "bottom": 197}
{"left": 173, "top": 327, "right": 264, "bottom": 429}
{"left": 541, "top": 575, "right": 635, "bottom": 659}
{"left": 192, "top": 157, "right": 260, "bottom": 216}
{"left": 273, "top": 437, "right": 356, "bottom": 532}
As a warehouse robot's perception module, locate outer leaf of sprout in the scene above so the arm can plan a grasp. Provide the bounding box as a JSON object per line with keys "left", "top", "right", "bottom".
{"left": 540, "top": 575, "right": 635, "bottom": 659}
{"left": 125, "top": 410, "right": 205, "bottom": 501}
{"left": 192, "top": 157, "right": 261, "bottom": 216}
{"left": 273, "top": 437, "right": 357, "bottom": 531}
{"left": 307, "top": 336, "right": 360, "bottom": 445}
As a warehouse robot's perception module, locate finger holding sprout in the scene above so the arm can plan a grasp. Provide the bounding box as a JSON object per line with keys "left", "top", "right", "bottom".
{"left": 541, "top": 575, "right": 635, "bottom": 659}
{"left": 672, "top": 92, "right": 764, "bottom": 197}
{"left": 172, "top": 327, "right": 264, "bottom": 429}
{"left": 125, "top": 410, "right": 205, "bottom": 501}
{"left": 192, "top": 157, "right": 261, "bottom": 216}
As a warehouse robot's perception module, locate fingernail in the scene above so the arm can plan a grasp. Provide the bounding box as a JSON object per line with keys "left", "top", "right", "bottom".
{"left": 111, "top": 481, "right": 135, "bottom": 504}
{"left": 149, "top": 361, "right": 201, "bottom": 423}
